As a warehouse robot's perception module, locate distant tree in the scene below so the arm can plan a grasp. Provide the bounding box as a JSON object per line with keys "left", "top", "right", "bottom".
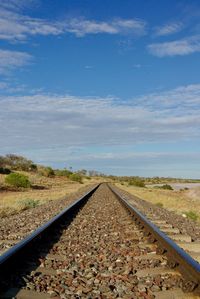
{"left": 4, "top": 154, "right": 34, "bottom": 171}
{"left": 29, "top": 164, "right": 38, "bottom": 172}
{"left": 77, "top": 169, "right": 87, "bottom": 176}
{"left": 0, "top": 156, "right": 11, "bottom": 174}
{"left": 0, "top": 156, "right": 5, "bottom": 168}
{"left": 88, "top": 170, "right": 99, "bottom": 177}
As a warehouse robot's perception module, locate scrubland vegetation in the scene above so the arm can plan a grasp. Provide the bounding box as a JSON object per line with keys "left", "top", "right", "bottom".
{"left": 0, "top": 154, "right": 104, "bottom": 218}
{"left": 1, "top": 154, "right": 200, "bottom": 223}
{"left": 117, "top": 181, "right": 200, "bottom": 223}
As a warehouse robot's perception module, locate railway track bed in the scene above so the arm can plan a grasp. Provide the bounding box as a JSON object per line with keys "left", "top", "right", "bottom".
{"left": 0, "top": 185, "right": 97, "bottom": 256}
{"left": 0, "top": 183, "right": 200, "bottom": 298}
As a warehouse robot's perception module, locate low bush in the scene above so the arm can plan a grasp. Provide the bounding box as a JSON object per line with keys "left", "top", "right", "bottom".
{"left": 154, "top": 184, "right": 173, "bottom": 190}
{"left": 55, "top": 169, "right": 72, "bottom": 177}
{"left": 180, "top": 187, "right": 189, "bottom": 191}
{"left": 155, "top": 202, "right": 163, "bottom": 208}
{"left": 185, "top": 211, "right": 198, "bottom": 221}
{"left": 0, "top": 167, "right": 11, "bottom": 174}
{"left": 69, "top": 173, "right": 83, "bottom": 183}
{"left": 18, "top": 199, "right": 40, "bottom": 210}
{"left": 40, "top": 167, "right": 55, "bottom": 177}
{"left": 129, "top": 178, "right": 145, "bottom": 188}
{"left": 5, "top": 173, "right": 31, "bottom": 188}
{"left": 160, "top": 184, "right": 173, "bottom": 190}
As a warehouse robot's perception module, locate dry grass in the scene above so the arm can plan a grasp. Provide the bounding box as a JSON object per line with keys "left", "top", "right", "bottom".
{"left": 116, "top": 183, "right": 200, "bottom": 222}
{"left": 0, "top": 172, "right": 103, "bottom": 217}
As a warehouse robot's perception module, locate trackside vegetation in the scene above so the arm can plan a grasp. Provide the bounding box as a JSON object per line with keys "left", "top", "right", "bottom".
{"left": 69, "top": 173, "right": 83, "bottom": 183}
{"left": 5, "top": 173, "right": 31, "bottom": 188}
{"left": 128, "top": 177, "right": 145, "bottom": 187}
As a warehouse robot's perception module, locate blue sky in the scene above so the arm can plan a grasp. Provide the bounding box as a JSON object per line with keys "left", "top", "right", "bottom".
{"left": 0, "top": 0, "right": 200, "bottom": 177}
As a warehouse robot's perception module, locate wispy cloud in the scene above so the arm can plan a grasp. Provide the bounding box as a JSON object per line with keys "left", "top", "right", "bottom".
{"left": 0, "top": 49, "right": 32, "bottom": 74}
{"left": 133, "top": 83, "right": 200, "bottom": 114}
{"left": 0, "top": 9, "right": 63, "bottom": 41}
{"left": 0, "top": 1, "right": 147, "bottom": 42}
{"left": 0, "top": 0, "right": 35, "bottom": 11}
{"left": 67, "top": 18, "right": 146, "bottom": 37}
{"left": 84, "top": 65, "right": 94, "bottom": 70}
{"left": 133, "top": 64, "right": 142, "bottom": 68}
{"left": 154, "top": 22, "right": 183, "bottom": 36}
{"left": 148, "top": 35, "right": 200, "bottom": 57}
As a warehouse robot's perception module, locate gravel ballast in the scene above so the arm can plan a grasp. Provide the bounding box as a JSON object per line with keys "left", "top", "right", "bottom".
{"left": 113, "top": 185, "right": 200, "bottom": 241}
{"left": 0, "top": 184, "right": 97, "bottom": 254}
{"left": 1, "top": 184, "right": 184, "bottom": 299}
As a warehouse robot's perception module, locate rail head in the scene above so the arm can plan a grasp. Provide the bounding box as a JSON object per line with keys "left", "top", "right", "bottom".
{"left": 0, "top": 183, "right": 100, "bottom": 270}
{"left": 108, "top": 184, "right": 200, "bottom": 293}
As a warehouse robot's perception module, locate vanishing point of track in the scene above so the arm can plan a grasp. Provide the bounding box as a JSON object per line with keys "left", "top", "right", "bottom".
{"left": 0, "top": 183, "right": 200, "bottom": 299}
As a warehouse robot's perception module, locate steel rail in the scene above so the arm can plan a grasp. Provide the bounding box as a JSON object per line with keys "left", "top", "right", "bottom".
{"left": 0, "top": 183, "right": 100, "bottom": 277}
{"left": 108, "top": 184, "right": 200, "bottom": 293}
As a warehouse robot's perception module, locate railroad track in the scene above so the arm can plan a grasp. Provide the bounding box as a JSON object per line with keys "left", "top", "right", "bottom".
{"left": 0, "top": 183, "right": 200, "bottom": 298}
{"left": 0, "top": 185, "right": 96, "bottom": 256}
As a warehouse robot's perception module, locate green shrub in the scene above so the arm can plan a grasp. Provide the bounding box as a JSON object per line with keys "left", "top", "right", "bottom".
{"left": 185, "top": 211, "right": 198, "bottom": 221}
{"left": 40, "top": 167, "right": 55, "bottom": 177}
{"left": 69, "top": 173, "right": 83, "bottom": 183}
{"left": 0, "top": 167, "right": 11, "bottom": 174}
{"left": 5, "top": 173, "right": 31, "bottom": 188}
{"left": 19, "top": 199, "right": 40, "bottom": 210}
{"left": 180, "top": 187, "right": 189, "bottom": 191}
{"left": 160, "top": 184, "right": 173, "bottom": 190}
{"left": 55, "top": 169, "right": 72, "bottom": 177}
{"left": 29, "top": 164, "right": 37, "bottom": 172}
{"left": 129, "top": 178, "right": 145, "bottom": 188}
{"left": 155, "top": 202, "right": 163, "bottom": 208}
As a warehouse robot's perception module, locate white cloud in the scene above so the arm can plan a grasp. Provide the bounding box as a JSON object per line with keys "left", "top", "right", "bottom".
{"left": 154, "top": 22, "right": 183, "bottom": 36}
{"left": 0, "top": 84, "right": 200, "bottom": 151}
{"left": 0, "top": 9, "right": 64, "bottom": 41}
{"left": 0, "top": 49, "right": 32, "bottom": 74}
{"left": 134, "top": 83, "right": 200, "bottom": 111}
{"left": 148, "top": 35, "right": 200, "bottom": 57}
{"left": 67, "top": 18, "right": 146, "bottom": 37}
{"left": 1, "top": 83, "right": 200, "bottom": 176}
{"left": 0, "top": 2, "right": 146, "bottom": 41}
{"left": 0, "top": 0, "right": 34, "bottom": 11}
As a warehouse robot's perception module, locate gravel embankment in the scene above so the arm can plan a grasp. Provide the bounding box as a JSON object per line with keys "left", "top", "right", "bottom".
{"left": 10, "top": 184, "right": 182, "bottom": 298}
{"left": 113, "top": 185, "right": 200, "bottom": 241}
{"left": 0, "top": 184, "right": 97, "bottom": 253}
